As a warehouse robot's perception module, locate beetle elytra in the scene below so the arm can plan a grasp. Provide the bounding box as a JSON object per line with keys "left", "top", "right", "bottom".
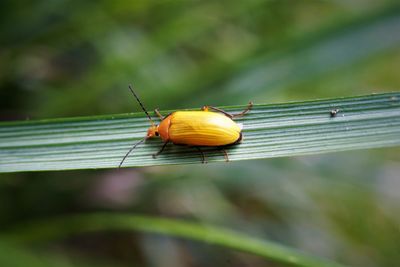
{"left": 119, "top": 85, "right": 252, "bottom": 167}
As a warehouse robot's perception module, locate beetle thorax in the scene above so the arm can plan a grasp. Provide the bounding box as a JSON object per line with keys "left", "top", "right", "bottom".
{"left": 157, "top": 116, "right": 171, "bottom": 141}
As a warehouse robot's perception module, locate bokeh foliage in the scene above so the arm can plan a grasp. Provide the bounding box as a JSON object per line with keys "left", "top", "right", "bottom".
{"left": 0, "top": 1, "right": 400, "bottom": 267}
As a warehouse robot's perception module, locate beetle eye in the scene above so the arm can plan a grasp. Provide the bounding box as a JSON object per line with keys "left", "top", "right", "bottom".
{"left": 155, "top": 132, "right": 159, "bottom": 136}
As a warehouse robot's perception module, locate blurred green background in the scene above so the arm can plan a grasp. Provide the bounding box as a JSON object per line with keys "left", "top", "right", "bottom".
{"left": 1, "top": 1, "right": 400, "bottom": 266}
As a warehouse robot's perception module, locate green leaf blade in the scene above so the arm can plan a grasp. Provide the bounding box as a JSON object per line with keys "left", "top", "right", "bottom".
{"left": 2, "top": 213, "right": 347, "bottom": 267}
{"left": 1, "top": 93, "right": 399, "bottom": 172}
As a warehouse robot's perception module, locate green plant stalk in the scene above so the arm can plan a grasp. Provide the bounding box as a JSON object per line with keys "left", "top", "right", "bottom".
{"left": 2, "top": 213, "right": 347, "bottom": 267}
{"left": 1, "top": 92, "right": 399, "bottom": 172}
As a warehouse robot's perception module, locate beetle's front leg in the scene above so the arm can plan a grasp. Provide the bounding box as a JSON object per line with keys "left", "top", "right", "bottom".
{"left": 154, "top": 108, "right": 164, "bottom": 120}
{"left": 152, "top": 141, "right": 169, "bottom": 158}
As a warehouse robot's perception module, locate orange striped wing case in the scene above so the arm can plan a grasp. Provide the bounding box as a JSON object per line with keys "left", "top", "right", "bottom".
{"left": 168, "top": 111, "right": 242, "bottom": 146}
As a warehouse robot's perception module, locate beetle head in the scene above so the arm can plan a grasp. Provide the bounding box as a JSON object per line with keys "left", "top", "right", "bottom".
{"left": 147, "top": 125, "right": 160, "bottom": 138}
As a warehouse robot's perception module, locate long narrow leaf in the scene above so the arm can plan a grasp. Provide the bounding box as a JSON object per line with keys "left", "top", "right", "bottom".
{"left": 2, "top": 213, "right": 347, "bottom": 267}
{"left": 0, "top": 92, "right": 399, "bottom": 172}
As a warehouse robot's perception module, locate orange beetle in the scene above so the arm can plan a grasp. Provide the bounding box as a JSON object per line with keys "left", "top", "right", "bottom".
{"left": 119, "top": 85, "right": 252, "bottom": 167}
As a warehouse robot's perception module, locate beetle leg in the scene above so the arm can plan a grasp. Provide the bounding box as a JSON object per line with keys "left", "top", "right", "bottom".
{"left": 195, "top": 147, "right": 207, "bottom": 164}
{"left": 202, "top": 106, "right": 232, "bottom": 118}
{"left": 201, "top": 102, "right": 253, "bottom": 118}
{"left": 201, "top": 106, "right": 209, "bottom": 112}
{"left": 152, "top": 141, "right": 169, "bottom": 158}
{"left": 154, "top": 108, "right": 164, "bottom": 120}
{"left": 231, "top": 101, "right": 253, "bottom": 118}
{"left": 220, "top": 149, "right": 229, "bottom": 162}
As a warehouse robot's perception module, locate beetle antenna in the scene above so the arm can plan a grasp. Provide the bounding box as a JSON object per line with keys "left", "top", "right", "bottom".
{"left": 128, "top": 84, "right": 155, "bottom": 126}
{"left": 119, "top": 137, "right": 146, "bottom": 168}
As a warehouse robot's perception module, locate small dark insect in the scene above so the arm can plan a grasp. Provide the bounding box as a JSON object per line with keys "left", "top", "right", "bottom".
{"left": 330, "top": 109, "right": 340, "bottom": 117}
